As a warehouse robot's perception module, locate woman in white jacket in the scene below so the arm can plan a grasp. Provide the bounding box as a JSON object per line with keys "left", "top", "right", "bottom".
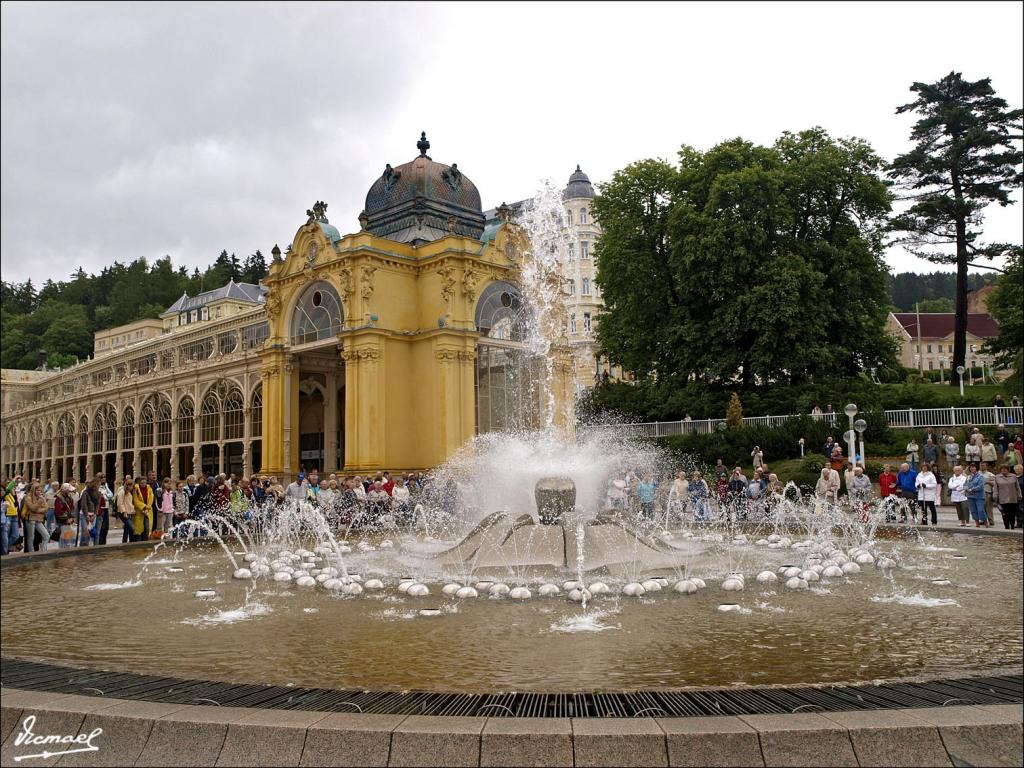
{"left": 947, "top": 465, "right": 968, "bottom": 527}
{"left": 915, "top": 462, "right": 940, "bottom": 526}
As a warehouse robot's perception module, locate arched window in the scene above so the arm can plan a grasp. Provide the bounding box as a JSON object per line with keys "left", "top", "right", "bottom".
{"left": 92, "top": 410, "right": 105, "bottom": 452}
{"left": 250, "top": 385, "right": 263, "bottom": 437}
{"left": 201, "top": 389, "right": 220, "bottom": 442}
{"left": 177, "top": 398, "right": 195, "bottom": 444}
{"left": 156, "top": 400, "right": 172, "bottom": 446}
{"left": 566, "top": 210, "right": 573, "bottom": 227}
{"left": 579, "top": 208, "right": 587, "bottom": 225}
{"left": 290, "top": 281, "right": 344, "bottom": 344}
{"left": 475, "top": 281, "right": 529, "bottom": 343}
{"left": 582, "top": 277, "right": 590, "bottom": 296}
{"left": 139, "top": 401, "right": 155, "bottom": 448}
{"left": 223, "top": 388, "right": 245, "bottom": 440}
{"left": 77, "top": 416, "right": 89, "bottom": 455}
{"left": 121, "top": 407, "right": 135, "bottom": 450}
{"left": 104, "top": 407, "right": 117, "bottom": 452}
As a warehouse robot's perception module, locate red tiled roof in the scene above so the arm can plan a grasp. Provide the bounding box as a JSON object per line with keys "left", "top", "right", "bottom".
{"left": 892, "top": 313, "right": 999, "bottom": 339}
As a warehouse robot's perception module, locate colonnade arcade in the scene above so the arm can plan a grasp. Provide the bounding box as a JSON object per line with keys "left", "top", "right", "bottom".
{"left": 2, "top": 380, "right": 263, "bottom": 483}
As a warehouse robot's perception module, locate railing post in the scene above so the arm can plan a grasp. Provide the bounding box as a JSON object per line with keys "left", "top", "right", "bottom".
{"left": 908, "top": 409, "right": 915, "bottom": 430}
{"left": 951, "top": 407, "right": 956, "bottom": 427}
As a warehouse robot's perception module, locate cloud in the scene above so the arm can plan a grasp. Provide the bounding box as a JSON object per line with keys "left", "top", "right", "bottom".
{"left": 2, "top": 1, "right": 1021, "bottom": 284}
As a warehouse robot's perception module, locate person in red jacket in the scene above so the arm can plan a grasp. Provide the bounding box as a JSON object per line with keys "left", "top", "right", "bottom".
{"left": 878, "top": 464, "right": 898, "bottom": 522}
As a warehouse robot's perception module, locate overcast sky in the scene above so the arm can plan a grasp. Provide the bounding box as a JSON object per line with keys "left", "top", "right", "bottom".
{"left": 2, "top": 1, "right": 1022, "bottom": 285}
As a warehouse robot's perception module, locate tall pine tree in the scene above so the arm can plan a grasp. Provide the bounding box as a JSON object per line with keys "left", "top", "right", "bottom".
{"left": 889, "top": 72, "right": 1023, "bottom": 380}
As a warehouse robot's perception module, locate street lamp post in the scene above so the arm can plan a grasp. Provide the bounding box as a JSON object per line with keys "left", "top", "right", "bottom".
{"left": 939, "top": 359, "right": 945, "bottom": 385}
{"left": 956, "top": 365, "right": 965, "bottom": 399}
{"left": 854, "top": 418, "right": 867, "bottom": 468}
{"left": 844, "top": 403, "right": 858, "bottom": 469}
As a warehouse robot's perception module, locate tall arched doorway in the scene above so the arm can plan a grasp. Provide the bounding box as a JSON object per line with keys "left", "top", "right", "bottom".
{"left": 298, "top": 380, "right": 326, "bottom": 472}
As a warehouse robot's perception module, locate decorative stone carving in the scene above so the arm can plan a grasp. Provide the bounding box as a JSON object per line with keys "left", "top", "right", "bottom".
{"left": 382, "top": 164, "right": 401, "bottom": 194}
{"left": 457, "top": 350, "right": 477, "bottom": 362}
{"left": 307, "top": 241, "right": 318, "bottom": 264}
{"left": 265, "top": 292, "right": 282, "bottom": 321}
{"left": 441, "top": 163, "right": 462, "bottom": 193}
{"left": 439, "top": 264, "right": 456, "bottom": 304}
{"left": 360, "top": 267, "right": 376, "bottom": 300}
{"left": 435, "top": 349, "right": 458, "bottom": 361}
{"left": 462, "top": 268, "right": 479, "bottom": 301}
{"left": 306, "top": 200, "right": 328, "bottom": 224}
{"left": 338, "top": 267, "right": 354, "bottom": 301}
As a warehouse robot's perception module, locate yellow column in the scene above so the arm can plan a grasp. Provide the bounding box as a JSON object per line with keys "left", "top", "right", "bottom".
{"left": 342, "top": 334, "right": 385, "bottom": 472}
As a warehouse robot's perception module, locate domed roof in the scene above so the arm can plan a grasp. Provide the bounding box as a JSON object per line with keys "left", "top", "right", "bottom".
{"left": 563, "top": 165, "right": 595, "bottom": 200}
{"left": 362, "top": 132, "right": 485, "bottom": 245}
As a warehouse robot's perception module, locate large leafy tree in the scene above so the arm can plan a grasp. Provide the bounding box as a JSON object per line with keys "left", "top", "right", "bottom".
{"left": 889, "top": 72, "right": 1023, "bottom": 379}
{"left": 981, "top": 245, "right": 1023, "bottom": 391}
{"left": 594, "top": 128, "right": 897, "bottom": 386}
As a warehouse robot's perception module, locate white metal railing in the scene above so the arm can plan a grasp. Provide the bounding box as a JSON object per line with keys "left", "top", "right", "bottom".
{"left": 584, "top": 406, "right": 1022, "bottom": 438}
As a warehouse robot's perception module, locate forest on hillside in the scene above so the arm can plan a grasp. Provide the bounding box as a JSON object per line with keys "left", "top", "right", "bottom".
{"left": 888, "top": 271, "right": 997, "bottom": 312}
{"left": 1, "top": 250, "right": 267, "bottom": 370}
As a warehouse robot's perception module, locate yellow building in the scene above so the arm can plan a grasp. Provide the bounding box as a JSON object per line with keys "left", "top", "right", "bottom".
{"left": 1, "top": 134, "right": 575, "bottom": 482}
{"left": 886, "top": 311, "right": 1002, "bottom": 376}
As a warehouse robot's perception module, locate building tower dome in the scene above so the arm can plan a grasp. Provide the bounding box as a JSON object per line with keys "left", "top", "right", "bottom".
{"left": 361, "top": 132, "right": 485, "bottom": 245}
{"left": 563, "top": 165, "right": 595, "bottom": 200}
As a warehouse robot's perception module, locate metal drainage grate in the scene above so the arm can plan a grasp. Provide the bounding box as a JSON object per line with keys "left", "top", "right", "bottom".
{"left": 2, "top": 657, "right": 1021, "bottom": 718}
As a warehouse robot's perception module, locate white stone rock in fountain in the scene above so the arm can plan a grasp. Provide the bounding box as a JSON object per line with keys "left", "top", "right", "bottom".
{"left": 809, "top": 564, "right": 824, "bottom": 575}
{"left": 783, "top": 567, "right": 802, "bottom": 579}
{"left": 562, "top": 581, "right": 581, "bottom": 592}
{"left": 455, "top": 586, "right": 479, "bottom": 599}
{"left": 877, "top": 558, "right": 896, "bottom": 570}
{"left": 767, "top": 543, "right": 782, "bottom": 549}
{"left": 474, "top": 581, "right": 494, "bottom": 592}
{"left": 379, "top": 539, "right": 394, "bottom": 550}
{"left": 805, "top": 553, "right": 823, "bottom": 563}
{"left": 232, "top": 568, "right": 252, "bottom": 580}
{"left": 569, "top": 587, "right": 593, "bottom": 602}
{"left": 252, "top": 564, "right": 271, "bottom": 577}
{"left": 538, "top": 583, "right": 561, "bottom": 597}
{"left": 296, "top": 575, "right": 316, "bottom": 587}
{"left": 855, "top": 553, "right": 875, "bottom": 565}
{"left": 509, "top": 587, "right": 532, "bottom": 600}
{"left": 342, "top": 582, "right": 364, "bottom": 595}
{"left": 674, "top": 579, "right": 699, "bottom": 593}
{"left": 323, "top": 578, "right": 343, "bottom": 590}
{"left": 337, "top": 545, "right": 352, "bottom": 554}
{"left": 722, "top": 578, "right": 744, "bottom": 592}
{"left": 767, "top": 534, "right": 782, "bottom": 543}
{"left": 273, "top": 572, "right": 293, "bottom": 582}
{"left": 659, "top": 530, "right": 674, "bottom": 541}
{"left": 621, "top": 583, "right": 646, "bottom": 596}
{"left": 587, "top": 582, "right": 611, "bottom": 595}
{"left": 778, "top": 537, "right": 792, "bottom": 547}
{"left": 841, "top": 562, "right": 861, "bottom": 574}
{"left": 830, "top": 553, "right": 850, "bottom": 566}
{"left": 279, "top": 550, "right": 293, "bottom": 559}
{"left": 652, "top": 577, "right": 669, "bottom": 587}
{"left": 931, "top": 579, "right": 952, "bottom": 586}
{"left": 321, "top": 567, "right": 339, "bottom": 578}
{"left": 799, "top": 569, "right": 820, "bottom": 582}
{"left": 442, "top": 583, "right": 462, "bottom": 596}
{"left": 785, "top": 577, "right": 808, "bottom": 590}
{"left": 194, "top": 589, "right": 217, "bottom": 599}
{"left": 756, "top": 571, "right": 778, "bottom": 584}
{"left": 755, "top": 539, "right": 769, "bottom": 546}
{"left": 641, "top": 579, "right": 662, "bottom": 592}
{"left": 718, "top": 603, "right": 742, "bottom": 613}
{"left": 364, "top": 579, "right": 385, "bottom": 590}
{"left": 270, "top": 560, "right": 287, "bottom": 571}
{"left": 822, "top": 565, "right": 845, "bottom": 578}
{"left": 690, "top": 578, "right": 706, "bottom": 589}
{"left": 407, "top": 583, "right": 429, "bottom": 597}
{"left": 348, "top": 574, "right": 363, "bottom": 582}
{"left": 398, "top": 580, "right": 415, "bottom": 593}
{"left": 488, "top": 583, "right": 511, "bottom": 597}
{"left": 316, "top": 573, "right": 331, "bottom": 583}
{"left": 243, "top": 553, "right": 258, "bottom": 563}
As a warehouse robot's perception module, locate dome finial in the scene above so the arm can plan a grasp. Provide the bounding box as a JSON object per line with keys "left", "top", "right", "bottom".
{"left": 576, "top": 164, "right": 581, "bottom": 172}
{"left": 417, "top": 131, "right": 430, "bottom": 156}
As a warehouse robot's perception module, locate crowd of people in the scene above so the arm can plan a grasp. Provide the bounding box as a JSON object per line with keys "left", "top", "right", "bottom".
{"left": 1, "top": 467, "right": 433, "bottom": 556}
{"left": 4, "top": 420, "right": 1024, "bottom": 555}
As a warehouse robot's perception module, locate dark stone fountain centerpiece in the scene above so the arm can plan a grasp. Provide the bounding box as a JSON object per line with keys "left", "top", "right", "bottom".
{"left": 535, "top": 476, "right": 576, "bottom": 525}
